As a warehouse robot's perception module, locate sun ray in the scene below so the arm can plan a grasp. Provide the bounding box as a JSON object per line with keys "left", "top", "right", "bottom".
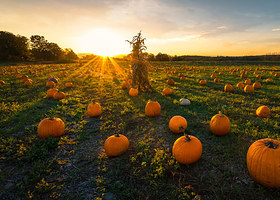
{"left": 108, "top": 57, "right": 127, "bottom": 78}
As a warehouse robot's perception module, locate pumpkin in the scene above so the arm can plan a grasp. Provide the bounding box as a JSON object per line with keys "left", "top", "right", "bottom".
{"left": 0, "top": 80, "right": 5, "bottom": 85}
{"left": 247, "top": 138, "right": 280, "bottom": 188}
{"left": 244, "top": 85, "right": 254, "bottom": 93}
{"left": 162, "top": 88, "right": 172, "bottom": 96}
{"left": 129, "top": 88, "right": 138, "bottom": 97}
{"left": 24, "top": 79, "right": 33, "bottom": 86}
{"left": 169, "top": 116, "right": 187, "bottom": 134}
{"left": 167, "top": 79, "right": 175, "bottom": 85}
{"left": 179, "top": 97, "right": 191, "bottom": 105}
{"left": 253, "top": 82, "right": 261, "bottom": 89}
{"left": 240, "top": 73, "right": 246, "bottom": 79}
{"left": 87, "top": 101, "right": 102, "bottom": 117}
{"left": 46, "top": 81, "right": 56, "bottom": 88}
{"left": 180, "top": 76, "right": 186, "bottom": 81}
{"left": 224, "top": 84, "right": 233, "bottom": 92}
{"left": 211, "top": 73, "right": 216, "bottom": 78}
{"left": 199, "top": 79, "right": 207, "bottom": 85}
{"left": 104, "top": 132, "right": 129, "bottom": 157}
{"left": 65, "top": 82, "right": 73, "bottom": 88}
{"left": 172, "top": 133, "right": 202, "bottom": 164}
{"left": 121, "top": 81, "right": 130, "bottom": 89}
{"left": 209, "top": 111, "right": 230, "bottom": 136}
{"left": 53, "top": 91, "right": 65, "bottom": 100}
{"left": 256, "top": 105, "right": 270, "bottom": 118}
{"left": 256, "top": 74, "right": 262, "bottom": 79}
{"left": 37, "top": 117, "right": 65, "bottom": 138}
{"left": 265, "top": 78, "right": 273, "bottom": 83}
{"left": 214, "top": 78, "right": 220, "bottom": 83}
{"left": 236, "top": 82, "right": 244, "bottom": 88}
{"left": 145, "top": 100, "right": 161, "bottom": 117}
{"left": 244, "top": 79, "right": 251, "bottom": 85}
{"left": 219, "top": 72, "right": 223, "bottom": 75}
{"left": 47, "top": 88, "right": 58, "bottom": 98}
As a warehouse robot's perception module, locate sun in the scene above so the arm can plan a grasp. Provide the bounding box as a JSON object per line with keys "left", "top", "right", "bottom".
{"left": 76, "top": 28, "right": 128, "bottom": 57}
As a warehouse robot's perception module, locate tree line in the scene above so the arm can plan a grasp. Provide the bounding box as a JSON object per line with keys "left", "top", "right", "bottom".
{"left": 0, "top": 31, "right": 78, "bottom": 62}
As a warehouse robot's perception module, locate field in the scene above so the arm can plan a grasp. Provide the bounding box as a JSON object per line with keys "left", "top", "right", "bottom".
{"left": 1, "top": 58, "right": 280, "bottom": 199}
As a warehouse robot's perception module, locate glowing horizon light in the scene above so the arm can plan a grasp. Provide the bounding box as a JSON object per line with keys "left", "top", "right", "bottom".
{"left": 74, "top": 28, "right": 129, "bottom": 57}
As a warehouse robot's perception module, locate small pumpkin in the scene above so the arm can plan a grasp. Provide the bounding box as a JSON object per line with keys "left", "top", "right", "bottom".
{"left": 172, "top": 132, "right": 202, "bottom": 165}
{"left": 209, "top": 111, "right": 230, "bottom": 136}
{"left": 180, "top": 76, "right": 186, "bottom": 81}
{"left": 104, "top": 132, "right": 129, "bottom": 157}
{"left": 167, "top": 79, "right": 175, "bottom": 85}
{"left": 0, "top": 80, "right": 5, "bottom": 85}
{"left": 253, "top": 82, "right": 261, "bottom": 89}
{"left": 236, "top": 82, "right": 244, "bottom": 88}
{"left": 211, "top": 73, "right": 216, "bottom": 78}
{"left": 46, "top": 81, "right": 56, "bottom": 88}
{"left": 224, "top": 84, "right": 233, "bottom": 92}
{"left": 145, "top": 100, "right": 161, "bottom": 117}
{"left": 47, "top": 88, "right": 58, "bottom": 98}
{"left": 244, "top": 85, "right": 254, "bottom": 93}
{"left": 247, "top": 138, "right": 280, "bottom": 188}
{"left": 169, "top": 116, "right": 187, "bottom": 134}
{"left": 199, "top": 79, "right": 207, "bottom": 85}
{"left": 256, "top": 105, "right": 270, "bottom": 118}
{"left": 37, "top": 117, "right": 65, "bottom": 138}
{"left": 65, "top": 82, "right": 73, "bottom": 88}
{"left": 244, "top": 79, "right": 251, "bottom": 85}
{"left": 87, "top": 101, "right": 102, "bottom": 117}
{"left": 162, "top": 88, "right": 172, "bottom": 96}
{"left": 53, "top": 91, "right": 66, "bottom": 100}
{"left": 24, "top": 79, "right": 33, "bottom": 86}
{"left": 129, "top": 88, "right": 138, "bottom": 97}
{"left": 179, "top": 97, "right": 191, "bottom": 105}
{"left": 214, "top": 78, "right": 220, "bottom": 83}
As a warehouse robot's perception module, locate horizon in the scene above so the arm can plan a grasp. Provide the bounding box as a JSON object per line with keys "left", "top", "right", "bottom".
{"left": 1, "top": 0, "right": 280, "bottom": 57}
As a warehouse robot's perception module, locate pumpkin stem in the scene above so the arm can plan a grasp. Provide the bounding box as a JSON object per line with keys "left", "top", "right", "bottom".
{"left": 219, "top": 111, "right": 223, "bottom": 116}
{"left": 184, "top": 131, "right": 191, "bottom": 142}
{"left": 265, "top": 141, "right": 278, "bottom": 149}
{"left": 49, "top": 117, "right": 55, "bottom": 120}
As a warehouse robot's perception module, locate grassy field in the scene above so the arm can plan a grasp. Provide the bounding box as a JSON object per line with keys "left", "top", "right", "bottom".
{"left": 0, "top": 58, "right": 280, "bottom": 199}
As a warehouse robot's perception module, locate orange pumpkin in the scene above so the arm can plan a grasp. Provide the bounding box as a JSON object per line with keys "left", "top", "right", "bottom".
{"left": 247, "top": 138, "right": 280, "bottom": 188}
{"left": 129, "top": 88, "right": 138, "bottom": 97}
{"left": 256, "top": 105, "right": 270, "bottom": 118}
{"left": 180, "top": 76, "right": 186, "bottom": 81}
{"left": 167, "top": 79, "right": 175, "bottom": 85}
{"left": 87, "top": 101, "right": 102, "bottom": 117}
{"left": 244, "top": 85, "right": 254, "bottom": 93}
{"left": 209, "top": 111, "right": 230, "bottom": 136}
{"left": 169, "top": 116, "right": 187, "bottom": 134}
{"left": 244, "top": 79, "right": 251, "bottom": 85}
{"left": 65, "top": 82, "right": 73, "bottom": 88}
{"left": 46, "top": 81, "right": 56, "bottom": 88}
{"left": 0, "top": 80, "right": 5, "bottom": 85}
{"left": 199, "top": 79, "right": 207, "bottom": 85}
{"left": 104, "top": 132, "right": 129, "bottom": 157}
{"left": 162, "top": 88, "right": 172, "bottom": 96}
{"left": 37, "top": 117, "right": 65, "bottom": 138}
{"left": 24, "top": 79, "right": 33, "bottom": 86}
{"left": 145, "top": 100, "right": 161, "bottom": 117}
{"left": 253, "top": 82, "right": 261, "bottom": 89}
{"left": 53, "top": 91, "right": 66, "bottom": 100}
{"left": 172, "top": 134, "right": 202, "bottom": 164}
{"left": 211, "top": 73, "right": 216, "bottom": 78}
{"left": 47, "top": 88, "right": 58, "bottom": 98}
{"left": 214, "top": 78, "right": 220, "bottom": 83}
{"left": 236, "top": 82, "right": 244, "bottom": 88}
{"left": 224, "top": 84, "right": 233, "bottom": 92}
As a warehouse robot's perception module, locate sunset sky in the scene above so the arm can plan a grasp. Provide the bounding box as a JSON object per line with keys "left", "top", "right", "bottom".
{"left": 1, "top": 0, "right": 280, "bottom": 57}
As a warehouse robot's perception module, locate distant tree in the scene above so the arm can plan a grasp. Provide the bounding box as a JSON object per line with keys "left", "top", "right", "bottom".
{"left": 146, "top": 53, "right": 156, "bottom": 61}
{"left": 126, "top": 31, "right": 152, "bottom": 91}
{"left": 0, "top": 31, "right": 30, "bottom": 61}
{"left": 155, "top": 52, "right": 170, "bottom": 61}
{"left": 64, "top": 48, "right": 78, "bottom": 60}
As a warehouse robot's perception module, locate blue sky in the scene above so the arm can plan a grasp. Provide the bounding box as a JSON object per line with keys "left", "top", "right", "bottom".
{"left": 1, "top": 0, "right": 279, "bottom": 56}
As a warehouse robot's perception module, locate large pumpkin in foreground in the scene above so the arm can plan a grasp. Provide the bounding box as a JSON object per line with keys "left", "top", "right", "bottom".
{"left": 169, "top": 116, "right": 187, "bottom": 134}
{"left": 104, "top": 133, "right": 129, "bottom": 157}
{"left": 209, "top": 111, "right": 230, "bottom": 136}
{"left": 247, "top": 138, "right": 280, "bottom": 188}
{"left": 172, "top": 134, "right": 202, "bottom": 164}
{"left": 38, "top": 117, "right": 65, "bottom": 138}
{"left": 145, "top": 100, "right": 161, "bottom": 117}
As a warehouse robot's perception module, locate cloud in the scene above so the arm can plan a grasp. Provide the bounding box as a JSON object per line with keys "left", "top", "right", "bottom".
{"left": 272, "top": 28, "right": 280, "bottom": 31}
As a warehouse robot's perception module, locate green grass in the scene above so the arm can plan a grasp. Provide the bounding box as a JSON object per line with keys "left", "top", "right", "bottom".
{"left": 0, "top": 60, "right": 280, "bottom": 199}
